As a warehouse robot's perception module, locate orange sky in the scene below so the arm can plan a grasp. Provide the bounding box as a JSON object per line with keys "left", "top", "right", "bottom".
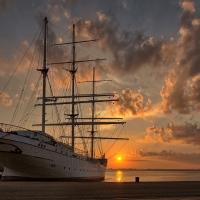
{"left": 1, "top": 0, "right": 200, "bottom": 169}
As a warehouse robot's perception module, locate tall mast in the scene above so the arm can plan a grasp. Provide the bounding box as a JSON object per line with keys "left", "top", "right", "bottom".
{"left": 36, "top": 23, "right": 113, "bottom": 150}
{"left": 42, "top": 17, "right": 48, "bottom": 133}
{"left": 71, "top": 24, "right": 76, "bottom": 151}
{"left": 33, "top": 20, "right": 128, "bottom": 157}
{"left": 91, "top": 67, "right": 95, "bottom": 158}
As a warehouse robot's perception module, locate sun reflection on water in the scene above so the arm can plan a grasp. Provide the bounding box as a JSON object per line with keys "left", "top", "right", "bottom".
{"left": 116, "top": 170, "right": 123, "bottom": 182}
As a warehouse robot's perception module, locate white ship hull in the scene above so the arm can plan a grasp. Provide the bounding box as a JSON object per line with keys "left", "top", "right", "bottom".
{"left": 0, "top": 130, "right": 106, "bottom": 181}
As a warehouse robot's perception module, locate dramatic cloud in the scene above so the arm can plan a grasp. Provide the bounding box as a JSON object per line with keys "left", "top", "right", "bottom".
{"left": 139, "top": 121, "right": 200, "bottom": 146}
{"left": 74, "top": 11, "right": 175, "bottom": 76}
{"left": 5, "top": 0, "right": 200, "bottom": 120}
{"left": 36, "top": 0, "right": 200, "bottom": 117}
{"left": 35, "top": 0, "right": 75, "bottom": 23}
{"left": 0, "top": 91, "right": 13, "bottom": 107}
{"left": 159, "top": 0, "right": 200, "bottom": 114}
{"left": 107, "top": 88, "right": 156, "bottom": 117}
{"left": 124, "top": 149, "right": 200, "bottom": 165}
{"left": 159, "top": 69, "right": 192, "bottom": 114}
{"left": 181, "top": 0, "right": 195, "bottom": 13}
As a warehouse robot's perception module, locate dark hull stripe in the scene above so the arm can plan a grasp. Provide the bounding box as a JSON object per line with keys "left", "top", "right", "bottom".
{"left": 0, "top": 151, "right": 53, "bottom": 161}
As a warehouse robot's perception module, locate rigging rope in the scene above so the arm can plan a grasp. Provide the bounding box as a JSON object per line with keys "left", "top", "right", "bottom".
{"left": 0, "top": 23, "right": 43, "bottom": 97}
{"left": 75, "top": 77, "right": 88, "bottom": 153}
{"left": 18, "top": 75, "right": 42, "bottom": 128}
{"left": 10, "top": 26, "right": 44, "bottom": 126}
{"left": 46, "top": 75, "right": 67, "bottom": 142}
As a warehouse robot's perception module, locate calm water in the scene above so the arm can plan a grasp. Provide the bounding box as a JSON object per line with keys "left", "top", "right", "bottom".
{"left": 104, "top": 169, "right": 200, "bottom": 182}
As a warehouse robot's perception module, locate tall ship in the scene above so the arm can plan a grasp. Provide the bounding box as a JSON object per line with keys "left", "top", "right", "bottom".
{"left": 0, "top": 17, "right": 128, "bottom": 181}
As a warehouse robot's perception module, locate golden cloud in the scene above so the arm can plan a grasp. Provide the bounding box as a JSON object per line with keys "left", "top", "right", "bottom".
{"left": 181, "top": 1, "right": 195, "bottom": 13}
{"left": 107, "top": 88, "right": 157, "bottom": 118}
{"left": 0, "top": 91, "right": 13, "bottom": 107}
{"left": 138, "top": 121, "right": 200, "bottom": 146}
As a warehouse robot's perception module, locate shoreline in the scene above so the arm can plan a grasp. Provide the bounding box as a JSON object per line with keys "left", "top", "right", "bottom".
{"left": 106, "top": 168, "right": 200, "bottom": 171}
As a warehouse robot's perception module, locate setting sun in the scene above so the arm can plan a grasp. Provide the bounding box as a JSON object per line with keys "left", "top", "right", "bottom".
{"left": 117, "top": 156, "right": 122, "bottom": 161}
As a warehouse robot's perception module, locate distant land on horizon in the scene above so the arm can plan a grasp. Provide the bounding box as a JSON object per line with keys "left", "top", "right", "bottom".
{"left": 106, "top": 168, "right": 200, "bottom": 171}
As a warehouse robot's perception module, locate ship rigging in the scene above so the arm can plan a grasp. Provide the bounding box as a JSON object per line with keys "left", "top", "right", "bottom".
{"left": 0, "top": 17, "right": 128, "bottom": 181}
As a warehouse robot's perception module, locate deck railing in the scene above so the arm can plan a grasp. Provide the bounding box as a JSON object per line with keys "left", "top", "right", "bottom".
{"left": 0, "top": 123, "right": 32, "bottom": 132}
{"left": 0, "top": 123, "right": 89, "bottom": 158}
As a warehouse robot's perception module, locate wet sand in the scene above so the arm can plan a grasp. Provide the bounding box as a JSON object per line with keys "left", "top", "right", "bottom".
{"left": 0, "top": 181, "right": 200, "bottom": 200}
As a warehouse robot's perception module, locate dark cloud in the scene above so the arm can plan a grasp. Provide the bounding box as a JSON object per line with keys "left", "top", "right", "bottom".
{"left": 179, "top": 1, "right": 200, "bottom": 78}
{"left": 34, "top": 0, "right": 77, "bottom": 23}
{"left": 74, "top": 12, "right": 174, "bottom": 75}
{"left": 140, "top": 121, "right": 200, "bottom": 146}
{"left": 61, "top": 0, "right": 77, "bottom": 8}
{"left": 135, "top": 149, "right": 200, "bottom": 165}
{"left": 131, "top": 159, "right": 151, "bottom": 162}
{"left": 0, "top": 0, "right": 15, "bottom": 13}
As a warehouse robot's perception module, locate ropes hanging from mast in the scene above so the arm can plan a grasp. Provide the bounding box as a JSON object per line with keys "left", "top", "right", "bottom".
{"left": 0, "top": 24, "right": 43, "bottom": 98}
{"left": 18, "top": 75, "right": 42, "bottom": 128}
{"left": 10, "top": 25, "right": 44, "bottom": 126}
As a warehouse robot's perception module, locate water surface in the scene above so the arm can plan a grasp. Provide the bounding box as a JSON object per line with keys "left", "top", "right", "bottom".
{"left": 104, "top": 169, "right": 200, "bottom": 182}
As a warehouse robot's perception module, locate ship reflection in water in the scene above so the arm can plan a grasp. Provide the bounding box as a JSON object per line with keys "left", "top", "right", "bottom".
{"left": 116, "top": 170, "right": 123, "bottom": 182}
